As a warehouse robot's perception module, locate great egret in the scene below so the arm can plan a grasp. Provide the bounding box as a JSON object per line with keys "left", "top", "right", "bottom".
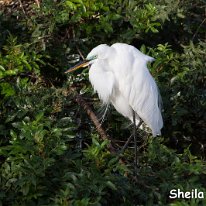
{"left": 65, "top": 43, "right": 163, "bottom": 168}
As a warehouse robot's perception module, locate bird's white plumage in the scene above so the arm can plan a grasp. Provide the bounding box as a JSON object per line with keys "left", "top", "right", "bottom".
{"left": 87, "top": 43, "right": 163, "bottom": 136}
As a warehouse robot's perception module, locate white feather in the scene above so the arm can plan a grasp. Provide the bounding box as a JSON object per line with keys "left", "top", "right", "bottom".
{"left": 87, "top": 43, "right": 163, "bottom": 136}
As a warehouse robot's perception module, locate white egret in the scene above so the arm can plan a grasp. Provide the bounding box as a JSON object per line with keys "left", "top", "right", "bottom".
{"left": 65, "top": 43, "right": 163, "bottom": 168}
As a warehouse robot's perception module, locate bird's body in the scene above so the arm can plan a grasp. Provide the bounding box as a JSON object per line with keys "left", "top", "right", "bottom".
{"left": 87, "top": 43, "right": 163, "bottom": 136}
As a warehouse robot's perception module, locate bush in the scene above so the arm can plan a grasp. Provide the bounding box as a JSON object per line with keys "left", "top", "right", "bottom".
{"left": 0, "top": 0, "right": 205, "bottom": 205}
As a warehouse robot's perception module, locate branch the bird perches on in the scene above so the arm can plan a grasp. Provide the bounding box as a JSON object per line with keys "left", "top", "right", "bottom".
{"left": 74, "top": 92, "right": 116, "bottom": 153}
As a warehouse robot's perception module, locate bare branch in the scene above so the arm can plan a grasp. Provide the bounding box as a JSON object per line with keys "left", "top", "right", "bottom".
{"left": 74, "top": 93, "right": 116, "bottom": 153}
{"left": 76, "top": 46, "right": 85, "bottom": 60}
{"left": 35, "top": 0, "right": 40, "bottom": 8}
{"left": 192, "top": 18, "right": 206, "bottom": 41}
{"left": 18, "top": 0, "right": 26, "bottom": 15}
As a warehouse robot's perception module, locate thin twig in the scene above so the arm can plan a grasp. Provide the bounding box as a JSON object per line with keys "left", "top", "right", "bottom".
{"left": 35, "top": 0, "right": 40, "bottom": 8}
{"left": 192, "top": 18, "right": 206, "bottom": 41}
{"left": 76, "top": 46, "right": 85, "bottom": 60}
{"left": 18, "top": 0, "right": 26, "bottom": 15}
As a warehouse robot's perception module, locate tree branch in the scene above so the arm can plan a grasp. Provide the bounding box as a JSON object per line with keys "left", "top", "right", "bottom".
{"left": 35, "top": 0, "right": 40, "bottom": 8}
{"left": 74, "top": 93, "right": 116, "bottom": 153}
{"left": 18, "top": 0, "right": 26, "bottom": 15}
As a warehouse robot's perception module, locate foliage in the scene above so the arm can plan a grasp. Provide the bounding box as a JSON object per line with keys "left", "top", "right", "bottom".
{"left": 0, "top": 0, "right": 205, "bottom": 205}
{"left": 0, "top": 34, "right": 44, "bottom": 98}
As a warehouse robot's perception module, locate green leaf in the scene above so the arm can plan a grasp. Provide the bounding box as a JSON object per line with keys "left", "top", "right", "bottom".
{"left": 0, "top": 82, "right": 15, "bottom": 97}
{"left": 0, "top": 65, "right": 5, "bottom": 71}
{"left": 106, "top": 181, "right": 117, "bottom": 190}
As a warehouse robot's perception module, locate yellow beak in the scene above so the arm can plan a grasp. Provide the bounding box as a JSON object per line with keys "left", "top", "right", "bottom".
{"left": 65, "top": 60, "right": 90, "bottom": 73}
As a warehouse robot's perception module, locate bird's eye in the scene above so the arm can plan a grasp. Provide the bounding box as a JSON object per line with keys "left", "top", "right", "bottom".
{"left": 93, "top": 55, "right": 98, "bottom": 59}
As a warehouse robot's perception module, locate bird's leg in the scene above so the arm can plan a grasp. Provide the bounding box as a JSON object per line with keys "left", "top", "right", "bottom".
{"left": 120, "top": 118, "right": 143, "bottom": 154}
{"left": 133, "top": 110, "right": 138, "bottom": 175}
{"left": 119, "top": 112, "right": 142, "bottom": 176}
{"left": 120, "top": 134, "right": 133, "bottom": 153}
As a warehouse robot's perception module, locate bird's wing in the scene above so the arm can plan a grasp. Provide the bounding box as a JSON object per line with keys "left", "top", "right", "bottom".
{"left": 111, "top": 44, "right": 163, "bottom": 136}
{"left": 89, "top": 61, "right": 115, "bottom": 104}
{"left": 129, "top": 61, "right": 163, "bottom": 136}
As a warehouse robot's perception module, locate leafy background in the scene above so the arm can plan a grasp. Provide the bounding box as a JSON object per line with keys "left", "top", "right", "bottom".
{"left": 0, "top": 0, "right": 205, "bottom": 205}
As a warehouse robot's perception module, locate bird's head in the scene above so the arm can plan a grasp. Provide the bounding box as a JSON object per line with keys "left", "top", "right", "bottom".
{"left": 65, "top": 44, "right": 110, "bottom": 73}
